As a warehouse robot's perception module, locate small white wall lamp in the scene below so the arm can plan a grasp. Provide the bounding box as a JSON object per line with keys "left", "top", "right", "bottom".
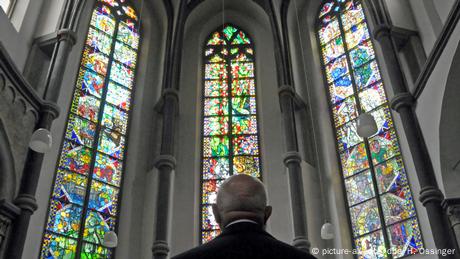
{"left": 357, "top": 113, "right": 378, "bottom": 138}
{"left": 321, "top": 221, "right": 334, "bottom": 240}
{"left": 103, "top": 231, "right": 118, "bottom": 248}
{"left": 29, "top": 128, "right": 52, "bottom": 153}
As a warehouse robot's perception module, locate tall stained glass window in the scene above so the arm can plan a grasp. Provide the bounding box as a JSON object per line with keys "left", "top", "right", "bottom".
{"left": 40, "top": 0, "right": 140, "bottom": 258}
{"left": 317, "top": 1, "right": 423, "bottom": 258}
{"left": 200, "top": 25, "right": 261, "bottom": 243}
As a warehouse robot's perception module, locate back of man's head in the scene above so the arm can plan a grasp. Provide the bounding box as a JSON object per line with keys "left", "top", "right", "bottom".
{"left": 212, "top": 174, "right": 272, "bottom": 228}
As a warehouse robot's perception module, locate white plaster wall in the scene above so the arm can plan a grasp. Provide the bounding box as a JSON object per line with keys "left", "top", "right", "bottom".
{"left": 34, "top": 0, "right": 66, "bottom": 37}
{"left": 434, "top": 0, "right": 456, "bottom": 24}
{"left": 384, "top": 0, "right": 417, "bottom": 30}
{"left": 415, "top": 21, "right": 460, "bottom": 198}
{"left": 408, "top": 0, "right": 441, "bottom": 56}
{"left": 0, "top": 0, "right": 45, "bottom": 71}
{"left": 170, "top": 0, "right": 295, "bottom": 256}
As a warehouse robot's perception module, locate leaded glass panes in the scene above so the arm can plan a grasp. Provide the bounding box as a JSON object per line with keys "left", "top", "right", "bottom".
{"left": 41, "top": 1, "right": 140, "bottom": 258}
{"left": 200, "top": 25, "right": 261, "bottom": 243}
{"left": 317, "top": 0, "right": 422, "bottom": 257}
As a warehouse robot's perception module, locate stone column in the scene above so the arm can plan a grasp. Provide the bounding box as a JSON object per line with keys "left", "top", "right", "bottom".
{"left": 4, "top": 30, "right": 75, "bottom": 259}
{"left": 279, "top": 85, "right": 310, "bottom": 252}
{"left": 443, "top": 199, "right": 460, "bottom": 252}
{"left": 373, "top": 24, "right": 458, "bottom": 257}
{"left": 5, "top": 102, "right": 60, "bottom": 259}
{"left": 152, "top": 89, "right": 179, "bottom": 259}
{"left": 0, "top": 200, "right": 20, "bottom": 256}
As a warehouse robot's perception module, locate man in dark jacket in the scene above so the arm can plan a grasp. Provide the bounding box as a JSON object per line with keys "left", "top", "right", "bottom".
{"left": 172, "top": 174, "right": 317, "bottom": 259}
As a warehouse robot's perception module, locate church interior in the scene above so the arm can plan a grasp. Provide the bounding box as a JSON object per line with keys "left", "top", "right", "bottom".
{"left": 0, "top": 0, "right": 460, "bottom": 258}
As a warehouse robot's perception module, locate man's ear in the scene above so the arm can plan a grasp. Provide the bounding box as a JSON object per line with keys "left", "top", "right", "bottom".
{"left": 264, "top": 205, "right": 272, "bottom": 224}
{"left": 212, "top": 204, "right": 222, "bottom": 225}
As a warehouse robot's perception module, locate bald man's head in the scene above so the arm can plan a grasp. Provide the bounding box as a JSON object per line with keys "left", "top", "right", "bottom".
{"left": 212, "top": 175, "right": 272, "bottom": 228}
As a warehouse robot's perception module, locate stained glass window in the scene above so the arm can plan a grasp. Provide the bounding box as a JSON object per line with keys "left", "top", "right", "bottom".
{"left": 317, "top": 1, "right": 423, "bottom": 258}
{"left": 40, "top": 1, "right": 140, "bottom": 258}
{"left": 201, "top": 25, "right": 262, "bottom": 243}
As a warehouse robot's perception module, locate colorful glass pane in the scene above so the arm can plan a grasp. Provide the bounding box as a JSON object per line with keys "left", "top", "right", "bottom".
{"left": 71, "top": 90, "right": 101, "bottom": 122}
{"left": 350, "top": 40, "right": 375, "bottom": 68}
{"left": 59, "top": 141, "right": 92, "bottom": 175}
{"left": 87, "top": 27, "right": 112, "bottom": 55}
{"left": 97, "top": 129, "right": 125, "bottom": 159}
{"left": 232, "top": 116, "right": 258, "bottom": 135}
{"left": 231, "top": 31, "right": 251, "bottom": 45}
{"left": 332, "top": 96, "right": 357, "bottom": 126}
{"left": 203, "top": 158, "right": 230, "bottom": 180}
{"left": 52, "top": 169, "right": 87, "bottom": 206}
{"left": 326, "top": 55, "right": 349, "bottom": 83}
{"left": 329, "top": 74, "right": 354, "bottom": 103}
{"left": 114, "top": 41, "right": 137, "bottom": 68}
{"left": 106, "top": 82, "right": 131, "bottom": 110}
{"left": 319, "top": 1, "right": 335, "bottom": 17}
{"left": 387, "top": 219, "right": 423, "bottom": 258}
{"left": 41, "top": 233, "right": 77, "bottom": 259}
{"left": 381, "top": 186, "right": 416, "bottom": 224}
{"left": 202, "top": 205, "right": 219, "bottom": 230}
{"left": 101, "top": 104, "right": 128, "bottom": 134}
{"left": 93, "top": 153, "right": 122, "bottom": 186}
{"left": 370, "top": 106, "right": 393, "bottom": 135}
{"left": 359, "top": 83, "right": 387, "bottom": 112}
{"left": 340, "top": 143, "right": 369, "bottom": 177}
{"left": 318, "top": 0, "right": 422, "bottom": 256}
{"left": 202, "top": 179, "right": 223, "bottom": 204}
{"left": 204, "top": 98, "right": 229, "bottom": 116}
{"left": 83, "top": 211, "right": 115, "bottom": 244}
{"left": 233, "top": 135, "right": 259, "bottom": 155}
{"left": 322, "top": 37, "right": 345, "bottom": 64}
{"left": 110, "top": 62, "right": 134, "bottom": 88}
{"left": 90, "top": 6, "right": 115, "bottom": 36}
{"left": 233, "top": 156, "right": 260, "bottom": 177}
{"left": 117, "top": 21, "right": 139, "bottom": 49}
{"left": 337, "top": 121, "right": 362, "bottom": 151}
{"left": 342, "top": 3, "right": 365, "bottom": 31}
{"left": 374, "top": 158, "right": 406, "bottom": 194}
{"left": 203, "top": 136, "right": 230, "bottom": 157}
{"left": 205, "top": 80, "right": 228, "bottom": 97}
{"left": 354, "top": 61, "right": 381, "bottom": 89}
{"left": 65, "top": 114, "right": 97, "bottom": 147}
{"left": 81, "top": 242, "right": 112, "bottom": 258}
{"left": 223, "top": 26, "right": 237, "bottom": 40}
{"left": 232, "top": 79, "right": 255, "bottom": 96}
{"left": 355, "top": 231, "right": 387, "bottom": 259}
{"left": 202, "top": 230, "right": 221, "bottom": 243}
{"left": 44, "top": 1, "right": 140, "bottom": 255}
{"left": 345, "top": 22, "right": 370, "bottom": 49}
{"left": 205, "top": 64, "right": 228, "bottom": 79}
{"left": 201, "top": 26, "right": 260, "bottom": 243}
{"left": 89, "top": 181, "right": 119, "bottom": 215}
{"left": 345, "top": 170, "right": 375, "bottom": 206}
{"left": 204, "top": 116, "right": 229, "bottom": 136}
{"left": 232, "top": 97, "right": 256, "bottom": 115}
{"left": 207, "top": 32, "right": 225, "bottom": 45}
{"left": 77, "top": 69, "right": 105, "bottom": 98}
{"left": 231, "top": 62, "right": 254, "bottom": 78}
{"left": 82, "top": 47, "right": 109, "bottom": 76}
{"left": 319, "top": 19, "right": 340, "bottom": 45}
{"left": 369, "top": 130, "right": 400, "bottom": 165}
{"left": 350, "top": 199, "right": 381, "bottom": 236}
{"left": 46, "top": 200, "right": 82, "bottom": 237}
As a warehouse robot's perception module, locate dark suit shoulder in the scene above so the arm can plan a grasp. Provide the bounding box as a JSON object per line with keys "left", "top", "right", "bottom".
{"left": 171, "top": 223, "right": 317, "bottom": 259}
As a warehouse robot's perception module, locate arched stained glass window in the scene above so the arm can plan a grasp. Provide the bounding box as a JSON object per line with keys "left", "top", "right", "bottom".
{"left": 40, "top": 0, "right": 140, "bottom": 257}
{"left": 316, "top": 1, "right": 423, "bottom": 258}
{"left": 200, "top": 25, "right": 261, "bottom": 243}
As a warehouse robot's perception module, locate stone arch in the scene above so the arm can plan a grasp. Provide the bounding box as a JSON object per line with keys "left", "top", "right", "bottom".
{"left": 0, "top": 118, "right": 16, "bottom": 200}
{"left": 439, "top": 40, "right": 460, "bottom": 198}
